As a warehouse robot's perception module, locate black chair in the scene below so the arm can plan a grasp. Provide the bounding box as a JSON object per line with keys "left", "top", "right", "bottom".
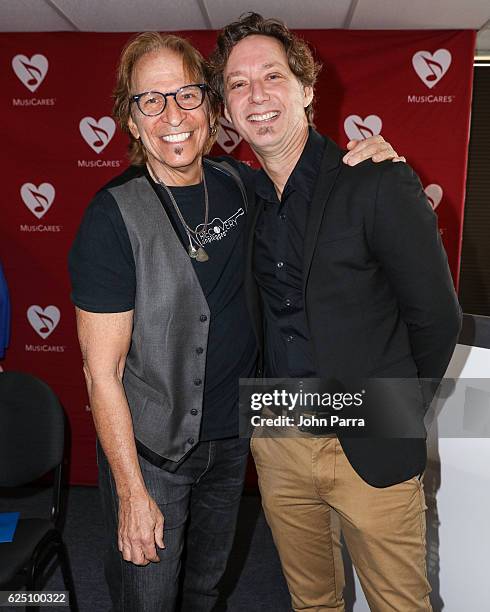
{"left": 0, "top": 371, "right": 78, "bottom": 611}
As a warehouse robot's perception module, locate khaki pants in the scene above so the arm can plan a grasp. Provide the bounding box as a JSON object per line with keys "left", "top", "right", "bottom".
{"left": 251, "top": 435, "right": 432, "bottom": 612}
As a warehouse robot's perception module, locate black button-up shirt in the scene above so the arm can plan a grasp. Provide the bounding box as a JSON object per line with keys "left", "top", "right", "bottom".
{"left": 254, "top": 129, "right": 326, "bottom": 377}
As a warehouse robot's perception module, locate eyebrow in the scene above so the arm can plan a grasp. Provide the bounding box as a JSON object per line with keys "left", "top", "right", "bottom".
{"left": 226, "top": 62, "right": 283, "bottom": 81}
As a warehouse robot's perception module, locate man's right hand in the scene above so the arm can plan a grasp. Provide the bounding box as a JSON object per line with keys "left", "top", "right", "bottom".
{"left": 117, "top": 490, "right": 165, "bottom": 565}
{"left": 75, "top": 307, "right": 164, "bottom": 565}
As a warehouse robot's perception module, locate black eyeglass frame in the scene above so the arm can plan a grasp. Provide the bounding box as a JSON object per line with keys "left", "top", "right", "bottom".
{"left": 131, "top": 83, "right": 209, "bottom": 116}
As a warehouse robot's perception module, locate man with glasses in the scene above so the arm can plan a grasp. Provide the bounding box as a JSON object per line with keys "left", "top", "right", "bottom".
{"left": 69, "top": 31, "right": 403, "bottom": 612}
{"left": 70, "top": 33, "right": 256, "bottom": 612}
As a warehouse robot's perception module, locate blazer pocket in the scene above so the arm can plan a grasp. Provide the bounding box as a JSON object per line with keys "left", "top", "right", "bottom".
{"left": 317, "top": 225, "right": 364, "bottom": 245}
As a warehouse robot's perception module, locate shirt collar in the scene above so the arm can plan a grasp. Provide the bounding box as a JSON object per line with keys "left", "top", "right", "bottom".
{"left": 255, "top": 128, "right": 327, "bottom": 203}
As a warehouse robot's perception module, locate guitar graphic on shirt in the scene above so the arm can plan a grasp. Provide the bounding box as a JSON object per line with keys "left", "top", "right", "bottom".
{"left": 195, "top": 208, "right": 245, "bottom": 237}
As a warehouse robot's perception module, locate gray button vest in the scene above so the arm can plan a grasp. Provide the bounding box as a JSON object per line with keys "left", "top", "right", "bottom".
{"left": 109, "top": 174, "right": 209, "bottom": 462}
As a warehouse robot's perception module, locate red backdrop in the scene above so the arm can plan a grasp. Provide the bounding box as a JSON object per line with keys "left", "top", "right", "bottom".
{"left": 0, "top": 30, "right": 475, "bottom": 484}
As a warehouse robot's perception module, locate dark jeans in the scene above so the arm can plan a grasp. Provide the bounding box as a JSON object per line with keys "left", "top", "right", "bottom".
{"left": 96, "top": 436, "right": 250, "bottom": 612}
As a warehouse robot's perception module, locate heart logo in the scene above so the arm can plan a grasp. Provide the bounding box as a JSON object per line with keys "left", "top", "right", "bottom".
{"left": 344, "top": 115, "right": 382, "bottom": 141}
{"left": 79, "top": 116, "right": 116, "bottom": 154}
{"left": 20, "top": 183, "right": 55, "bottom": 219}
{"left": 216, "top": 116, "right": 242, "bottom": 154}
{"left": 27, "top": 305, "right": 60, "bottom": 339}
{"left": 412, "top": 50, "right": 452, "bottom": 89}
{"left": 12, "top": 54, "right": 48, "bottom": 92}
{"left": 424, "top": 184, "right": 443, "bottom": 210}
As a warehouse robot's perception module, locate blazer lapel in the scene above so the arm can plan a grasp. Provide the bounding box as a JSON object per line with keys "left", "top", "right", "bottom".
{"left": 302, "top": 138, "right": 343, "bottom": 297}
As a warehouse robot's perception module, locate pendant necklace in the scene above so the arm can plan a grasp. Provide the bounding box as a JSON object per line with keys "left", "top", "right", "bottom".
{"left": 148, "top": 164, "right": 210, "bottom": 262}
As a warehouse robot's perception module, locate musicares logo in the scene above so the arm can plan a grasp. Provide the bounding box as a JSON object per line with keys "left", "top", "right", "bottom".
{"left": 344, "top": 115, "right": 382, "bottom": 142}
{"left": 424, "top": 184, "right": 443, "bottom": 210}
{"left": 12, "top": 54, "right": 49, "bottom": 92}
{"left": 20, "top": 183, "right": 55, "bottom": 219}
{"left": 412, "top": 50, "right": 452, "bottom": 89}
{"left": 216, "top": 116, "right": 242, "bottom": 154}
{"left": 27, "top": 305, "right": 60, "bottom": 339}
{"left": 79, "top": 116, "right": 116, "bottom": 154}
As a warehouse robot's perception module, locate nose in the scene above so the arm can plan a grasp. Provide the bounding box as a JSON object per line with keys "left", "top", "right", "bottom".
{"left": 249, "top": 80, "right": 269, "bottom": 105}
{"left": 161, "top": 96, "right": 185, "bottom": 127}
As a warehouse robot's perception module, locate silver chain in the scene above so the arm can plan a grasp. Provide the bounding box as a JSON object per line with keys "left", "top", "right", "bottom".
{"left": 147, "top": 163, "right": 210, "bottom": 261}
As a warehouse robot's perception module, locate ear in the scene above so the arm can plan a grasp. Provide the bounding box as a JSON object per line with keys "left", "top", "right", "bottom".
{"left": 303, "top": 85, "right": 314, "bottom": 109}
{"left": 128, "top": 114, "right": 140, "bottom": 140}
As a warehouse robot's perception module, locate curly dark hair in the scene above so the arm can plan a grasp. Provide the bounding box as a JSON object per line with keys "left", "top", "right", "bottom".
{"left": 209, "top": 12, "right": 321, "bottom": 126}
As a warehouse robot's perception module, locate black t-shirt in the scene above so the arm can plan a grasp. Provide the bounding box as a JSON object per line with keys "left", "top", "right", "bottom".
{"left": 68, "top": 159, "right": 257, "bottom": 442}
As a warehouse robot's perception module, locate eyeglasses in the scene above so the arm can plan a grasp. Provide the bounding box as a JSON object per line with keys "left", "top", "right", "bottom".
{"left": 131, "top": 83, "right": 208, "bottom": 116}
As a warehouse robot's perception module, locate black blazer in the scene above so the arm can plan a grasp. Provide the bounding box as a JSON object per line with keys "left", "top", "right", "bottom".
{"left": 245, "top": 136, "right": 462, "bottom": 487}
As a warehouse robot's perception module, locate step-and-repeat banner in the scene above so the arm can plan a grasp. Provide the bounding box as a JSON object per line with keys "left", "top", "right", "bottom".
{"left": 0, "top": 30, "right": 475, "bottom": 484}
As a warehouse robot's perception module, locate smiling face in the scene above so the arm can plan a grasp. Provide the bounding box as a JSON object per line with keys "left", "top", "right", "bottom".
{"left": 128, "top": 48, "right": 209, "bottom": 186}
{"left": 223, "top": 35, "right": 313, "bottom": 157}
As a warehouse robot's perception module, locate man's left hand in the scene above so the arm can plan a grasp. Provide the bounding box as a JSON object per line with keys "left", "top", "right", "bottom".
{"left": 343, "top": 135, "right": 406, "bottom": 166}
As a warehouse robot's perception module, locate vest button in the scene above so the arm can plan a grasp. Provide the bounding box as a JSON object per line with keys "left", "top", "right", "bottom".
{"left": 196, "top": 347, "right": 204, "bottom": 354}
{"left": 200, "top": 314, "right": 207, "bottom": 322}
{"left": 188, "top": 437, "right": 195, "bottom": 445}
{"left": 190, "top": 408, "right": 198, "bottom": 415}
{"left": 194, "top": 378, "right": 202, "bottom": 386}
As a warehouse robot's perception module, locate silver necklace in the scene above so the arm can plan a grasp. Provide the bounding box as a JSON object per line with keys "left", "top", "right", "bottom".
{"left": 148, "top": 164, "right": 210, "bottom": 262}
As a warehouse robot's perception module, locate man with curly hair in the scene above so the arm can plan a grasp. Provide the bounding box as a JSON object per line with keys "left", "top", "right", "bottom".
{"left": 210, "top": 12, "right": 462, "bottom": 612}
